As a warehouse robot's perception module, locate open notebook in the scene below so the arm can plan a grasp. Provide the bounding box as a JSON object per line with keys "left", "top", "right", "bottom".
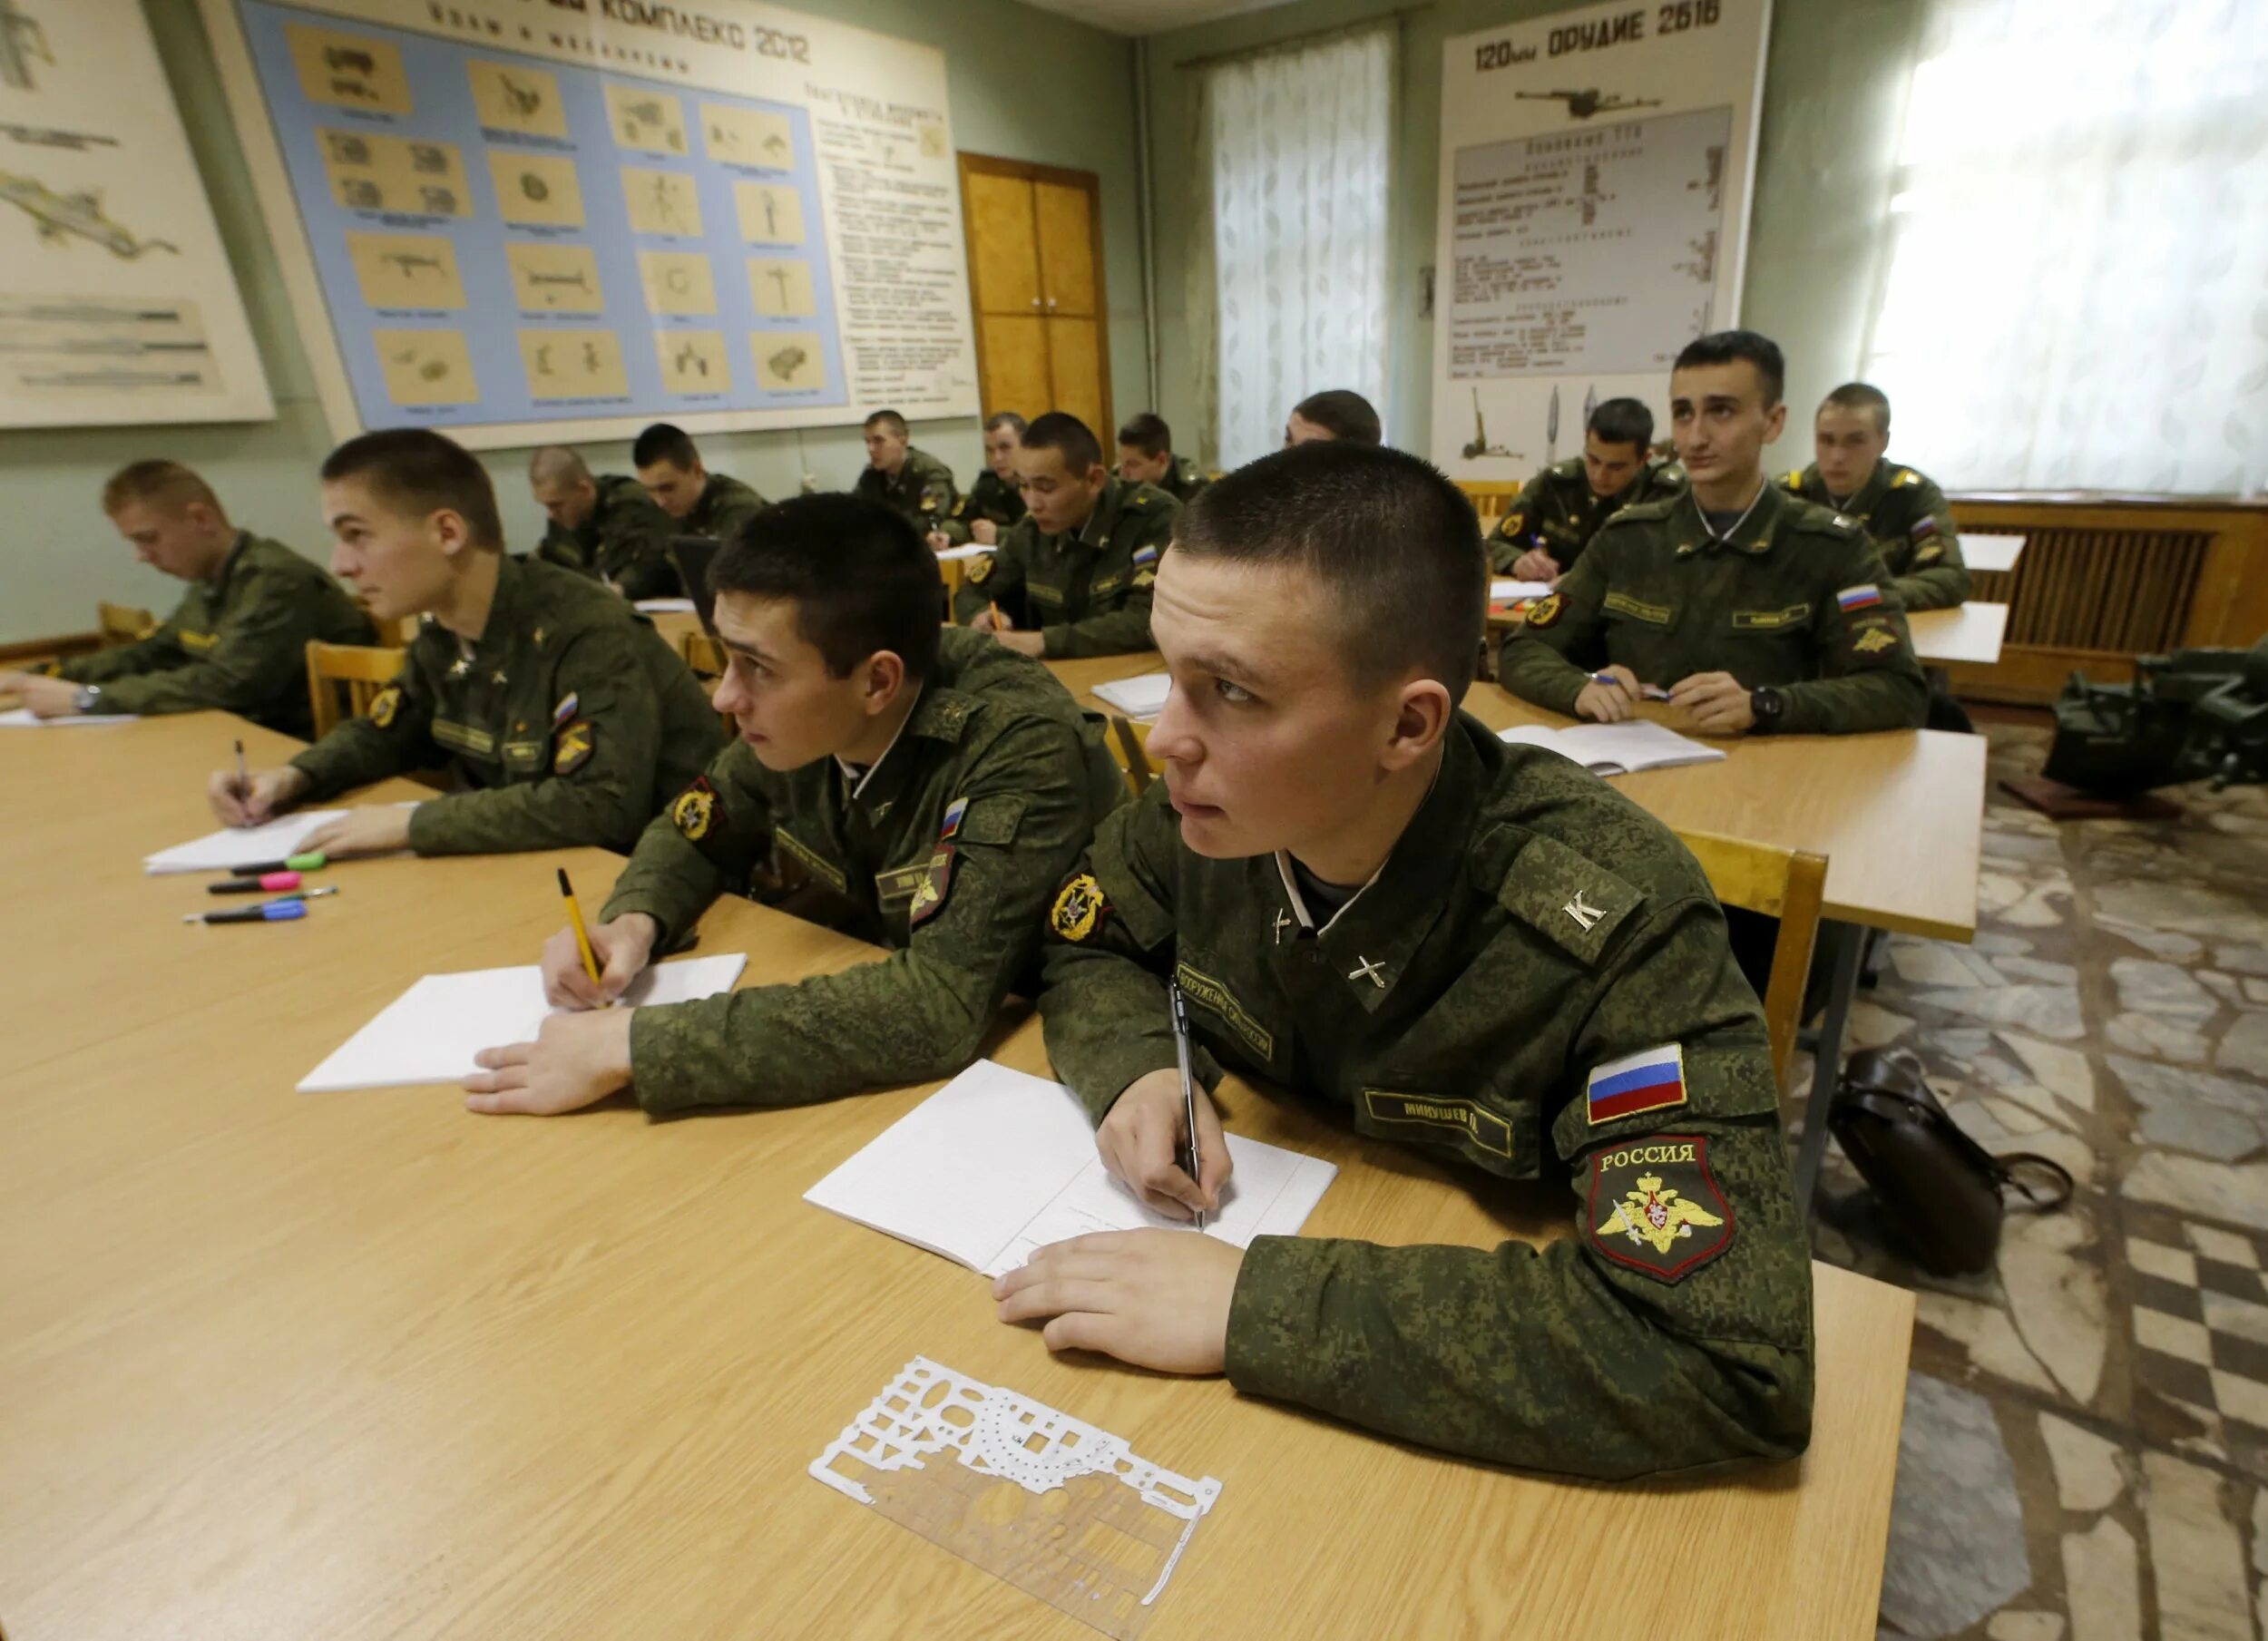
{"left": 1498, "top": 719, "right": 1726, "bottom": 777}
{"left": 805, "top": 1060, "right": 1338, "bottom": 1278}
{"left": 298, "top": 955, "right": 747, "bottom": 1091}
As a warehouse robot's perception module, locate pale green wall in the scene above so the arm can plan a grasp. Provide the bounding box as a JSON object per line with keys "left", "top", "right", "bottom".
{"left": 1140, "top": 0, "right": 1923, "bottom": 464}
{"left": 1, "top": 0, "right": 1146, "bottom": 645}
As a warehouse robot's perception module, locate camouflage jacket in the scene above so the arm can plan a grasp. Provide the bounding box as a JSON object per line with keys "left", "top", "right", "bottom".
{"left": 1499, "top": 484, "right": 1930, "bottom": 735}
{"left": 935, "top": 468, "right": 1028, "bottom": 546}
{"left": 854, "top": 446, "right": 960, "bottom": 532}
{"left": 1487, "top": 456, "right": 1686, "bottom": 576}
{"left": 1784, "top": 461, "right": 1970, "bottom": 612}
{"left": 681, "top": 472, "right": 768, "bottom": 544}
{"left": 50, "top": 532, "right": 373, "bottom": 737}
{"left": 1036, "top": 717, "right": 1814, "bottom": 1477}
{"left": 288, "top": 555, "right": 725, "bottom": 854}
{"left": 951, "top": 477, "right": 1178, "bottom": 658}
{"left": 605, "top": 627, "right": 1127, "bottom": 1113}
{"left": 533, "top": 474, "right": 679, "bottom": 600}
{"left": 1152, "top": 456, "right": 1211, "bottom": 506}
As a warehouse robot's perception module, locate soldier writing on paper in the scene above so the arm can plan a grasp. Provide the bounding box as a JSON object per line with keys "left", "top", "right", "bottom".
{"left": 526, "top": 444, "right": 678, "bottom": 599}
{"left": 1487, "top": 397, "right": 1686, "bottom": 581}
{"left": 992, "top": 442, "right": 1814, "bottom": 1479}
{"left": 931, "top": 411, "right": 1029, "bottom": 550}
{"left": 854, "top": 407, "right": 959, "bottom": 533}
{"left": 632, "top": 421, "right": 767, "bottom": 548}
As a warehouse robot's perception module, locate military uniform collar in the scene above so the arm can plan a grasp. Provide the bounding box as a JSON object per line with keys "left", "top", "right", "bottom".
{"left": 1267, "top": 734, "right": 1473, "bottom": 1011}
{"left": 1058, "top": 476, "right": 1123, "bottom": 549}
{"left": 206, "top": 530, "right": 252, "bottom": 592}
{"left": 1672, "top": 480, "right": 1785, "bottom": 559}
{"left": 468, "top": 551, "right": 528, "bottom": 657}
{"left": 836, "top": 683, "right": 924, "bottom": 802}
{"left": 1836, "top": 459, "right": 1894, "bottom": 517}
{"left": 848, "top": 680, "right": 981, "bottom": 815}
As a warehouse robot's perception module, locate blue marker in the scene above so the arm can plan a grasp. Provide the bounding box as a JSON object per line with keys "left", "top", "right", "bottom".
{"left": 183, "top": 899, "right": 309, "bottom": 926}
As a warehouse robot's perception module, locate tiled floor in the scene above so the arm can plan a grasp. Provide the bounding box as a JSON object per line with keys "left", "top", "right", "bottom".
{"left": 1793, "top": 718, "right": 2268, "bottom": 1641}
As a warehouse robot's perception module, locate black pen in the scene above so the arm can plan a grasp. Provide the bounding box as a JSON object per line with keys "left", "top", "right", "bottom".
{"left": 1168, "top": 981, "right": 1205, "bottom": 1232}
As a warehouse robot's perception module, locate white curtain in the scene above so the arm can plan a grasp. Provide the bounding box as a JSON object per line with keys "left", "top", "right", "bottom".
{"left": 1860, "top": 0, "right": 2268, "bottom": 494}
{"left": 1188, "top": 26, "right": 1393, "bottom": 472}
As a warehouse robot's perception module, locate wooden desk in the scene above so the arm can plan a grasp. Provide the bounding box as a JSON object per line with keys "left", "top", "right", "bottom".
{"left": 0, "top": 712, "right": 1914, "bottom": 1640}
{"left": 648, "top": 608, "right": 704, "bottom": 655}
{"left": 1047, "top": 650, "right": 1167, "bottom": 716}
{"left": 1963, "top": 533, "right": 2024, "bottom": 573}
{"left": 1908, "top": 602, "right": 2009, "bottom": 668}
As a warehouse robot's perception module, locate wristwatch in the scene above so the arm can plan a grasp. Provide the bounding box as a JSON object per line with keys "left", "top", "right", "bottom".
{"left": 72, "top": 684, "right": 102, "bottom": 715}
{"left": 1749, "top": 685, "right": 1786, "bottom": 733}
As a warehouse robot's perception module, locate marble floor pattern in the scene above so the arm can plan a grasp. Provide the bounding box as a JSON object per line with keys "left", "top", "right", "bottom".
{"left": 1789, "top": 718, "right": 2268, "bottom": 1641}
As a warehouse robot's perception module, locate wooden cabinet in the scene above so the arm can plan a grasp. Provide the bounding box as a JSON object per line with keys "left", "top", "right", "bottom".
{"left": 958, "top": 155, "right": 1112, "bottom": 440}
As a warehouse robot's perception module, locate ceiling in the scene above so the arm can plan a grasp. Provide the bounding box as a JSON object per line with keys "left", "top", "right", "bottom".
{"left": 1014, "top": 0, "right": 1305, "bottom": 39}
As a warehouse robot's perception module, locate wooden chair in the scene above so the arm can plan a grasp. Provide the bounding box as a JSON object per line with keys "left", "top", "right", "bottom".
{"left": 1103, "top": 715, "right": 1158, "bottom": 796}
{"left": 305, "top": 640, "right": 406, "bottom": 740}
{"left": 938, "top": 555, "right": 967, "bottom": 617}
{"left": 1457, "top": 481, "right": 1522, "bottom": 532}
{"left": 97, "top": 601, "right": 156, "bottom": 647}
{"left": 1672, "top": 828, "right": 1830, "bottom": 1096}
{"left": 680, "top": 631, "right": 726, "bottom": 679}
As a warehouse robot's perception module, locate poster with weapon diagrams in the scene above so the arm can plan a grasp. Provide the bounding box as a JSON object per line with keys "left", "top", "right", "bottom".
{"left": 0, "top": 0, "right": 273, "bottom": 427}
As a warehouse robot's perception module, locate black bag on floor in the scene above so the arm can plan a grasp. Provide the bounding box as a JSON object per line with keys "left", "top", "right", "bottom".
{"left": 1827, "top": 1048, "right": 2073, "bottom": 1276}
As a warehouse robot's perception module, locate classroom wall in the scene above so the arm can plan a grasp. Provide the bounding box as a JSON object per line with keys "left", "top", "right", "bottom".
{"left": 1141, "top": 0, "right": 1925, "bottom": 465}
{"left": 0, "top": 0, "right": 1147, "bottom": 647}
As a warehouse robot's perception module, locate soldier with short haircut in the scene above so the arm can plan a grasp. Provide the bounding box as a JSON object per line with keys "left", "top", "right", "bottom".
{"left": 631, "top": 421, "right": 767, "bottom": 548}
{"left": 1283, "top": 388, "right": 1383, "bottom": 447}
{"left": 951, "top": 412, "right": 1178, "bottom": 659}
{"left": 1500, "top": 331, "right": 1929, "bottom": 737}
{"left": 0, "top": 461, "right": 373, "bottom": 734}
{"left": 526, "top": 444, "right": 679, "bottom": 598}
{"left": 933, "top": 411, "right": 1029, "bottom": 548}
{"left": 1488, "top": 397, "right": 1686, "bottom": 579}
{"left": 458, "top": 494, "right": 1126, "bottom": 1118}
{"left": 854, "top": 408, "right": 960, "bottom": 533}
{"left": 1784, "top": 383, "right": 1970, "bottom": 612}
{"left": 208, "top": 429, "right": 723, "bottom": 859}
{"left": 1116, "top": 412, "right": 1208, "bottom": 505}
{"left": 994, "top": 441, "right": 1814, "bottom": 1479}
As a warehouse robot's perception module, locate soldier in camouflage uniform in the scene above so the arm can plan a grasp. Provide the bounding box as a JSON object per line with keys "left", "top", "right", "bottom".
{"left": 1, "top": 460, "right": 372, "bottom": 736}
{"left": 1487, "top": 397, "right": 1686, "bottom": 579}
{"left": 1784, "top": 382, "right": 1970, "bottom": 611}
{"left": 1117, "top": 411, "right": 1210, "bottom": 506}
{"left": 210, "top": 430, "right": 722, "bottom": 858}
{"left": 1500, "top": 334, "right": 1928, "bottom": 737}
{"left": 933, "top": 412, "right": 1028, "bottom": 548}
{"left": 526, "top": 445, "right": 679, "bottom": 599}
{"left": 952, "top": 412, "right": 1178, "bottom": 659}
{"left": 632, "top": 422, "right": 767, "bottom": 557}
{"left": 458, "top": 494, "right": 1127, "bottom": 1118}
{"left": 992, "top": 442, "right": 1813, "bottom": 1478}
{"left": 855, "top": 408, "right": 960, "bottom": 534}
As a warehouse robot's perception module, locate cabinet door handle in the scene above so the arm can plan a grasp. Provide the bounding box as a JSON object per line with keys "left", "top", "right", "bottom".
{"left": 1031, "top": 297, "right": 1041, "bottom": 308}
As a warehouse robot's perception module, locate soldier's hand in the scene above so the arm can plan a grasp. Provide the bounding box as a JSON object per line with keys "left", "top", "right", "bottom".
{"left": 1573, "top": 665, "right": 1641, "bottom": 724}
{"left": 15, "top": 676, "right": 80, "bottom": 718}
{"left": 209, "top": 764, "right": 310, "bottom": 827}
{"left": 302, "top": 803, "right": 415, "bottom": 858}
{"left": 1511, "top": 547, "right": 1561, "bottom": 583}
{"left": 971, "top": 520, "right": 999, "bottom": 545}
{"left": 968, "top": 603, "right": 1004, "bottom": 633}
{"left": 543, "top": 913, "right": 658, "bottom": 1009}
{"left": 993, "top": 1229, "right": 1242, "bottom": 1375}
{"left": 464, "top": 1007, "right": 636, "bottom": 1116}
{"left": 1669, "top": 671, "right": 1756, "bottom": 736}
{"left": 925, "top": 529, "right": 953, "bottom": 552}
{"left": 1097, "top": 1068, "right": 1233, "bottom": 1222}
{"left": 994, "top": 630, "right": 1047, "bottom": 658}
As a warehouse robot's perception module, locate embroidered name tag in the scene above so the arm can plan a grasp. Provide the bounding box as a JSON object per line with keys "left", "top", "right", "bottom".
{"left": 1602, "top": 591, "right": 1673, "bottom": 624}
{"left": 1731, "top": 603, "right": 1810, "bottom": 630}
{"left": 1361, "top": 1090, "right": 1514, "bottom": 1159}
{"left": 432, "top": 718, "right": 496, "bottom": 757}
{"left": 776, "top": 829, "right": 847, "bottom": 894}
{"left": 179, "top": 629, "right": 219, "bottom": 653}
{"left": 875, "top": 861, "right": 929, "bottom": 905}
{"left": 1173, "top": 960, "right": 1273, "bottom": 1061}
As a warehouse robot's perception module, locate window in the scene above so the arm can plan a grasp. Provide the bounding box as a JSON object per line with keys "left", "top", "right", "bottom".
{"left": 1861, "top": 0, "right": 2268, "bottom": 494}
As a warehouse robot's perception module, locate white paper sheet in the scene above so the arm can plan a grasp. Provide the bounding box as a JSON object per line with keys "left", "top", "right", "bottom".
{"left": 933, "top": 544, "right": 996, "bottom": 562}
{"left": 297, "top": 954, "right": 748, "bottom": 1092}
{"left": 1490, "top": 579, "right": 1555, "bottom": 601}
{"left": 1500, "top": 718, "right": 1726, "bottom": 776}
{"left": 633, "top": 597, "right": 698, "bottom": 613}
{"left": 1090, "top": 671, "right": 1172, "bottom": 719}
{"left": 804, "top": 1060, "right": 1338, "bottom": 1277}
{"left": 0, "top": 708, "right": 138, "bottom": 727}
{"left": 143, "top": 811, "right": 349, "bottom": 874}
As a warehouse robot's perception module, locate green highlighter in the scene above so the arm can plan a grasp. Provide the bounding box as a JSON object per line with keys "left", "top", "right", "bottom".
{"left": 227, "top": 850, "right": 327, "bottom": 877}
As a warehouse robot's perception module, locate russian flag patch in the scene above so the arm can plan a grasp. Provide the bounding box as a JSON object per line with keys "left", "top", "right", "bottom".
{"left": 1837, "top": 584, "right": 1883, "bottom": 613}
{"left": 1586, "top": 1043, "right": 1688, "bottom": 1126}
{"left": 1132, "top": 544, "right": 1159, "bottom": 566}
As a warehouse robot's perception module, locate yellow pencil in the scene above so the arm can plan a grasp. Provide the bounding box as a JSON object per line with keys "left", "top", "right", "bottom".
{"left": 989, "top": 599, "right": 1004, "bottom": 631}
{"left": 557, "top": 867, "right": 601, "bottom": 990}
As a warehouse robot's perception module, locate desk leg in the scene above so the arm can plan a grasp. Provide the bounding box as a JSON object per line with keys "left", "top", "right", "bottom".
{"left": 1793, "top": 920, "right": 1865, "bottom": 1218}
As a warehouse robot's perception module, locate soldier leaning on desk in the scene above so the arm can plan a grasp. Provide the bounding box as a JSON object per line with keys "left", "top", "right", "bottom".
{"left": 458, "top": 493, "right": 1127, "bottom": 1118}
{"left": 209, "top": 429, "right": 724, "bottom": 859}
{"left": 992, "top": 441, "right": 1813, "bottom": 1480}
{"left": 0, "top": 461, "right": 373, "bottom": 736}
{"left": 525, "top": 444, "right": 679, "bottom": 598}
{"left": 854, "top": 407, "right": 960, "bottom": 533}
{"left": 1783, "top": 382, "right": 1970, "bottom": 612}
{"left": 931, "top": 412, "right": 1029, "bottom": 549}
{"left": 1486, "top": 397, "right": 1686, "bottom": 580}
{"left": 951, "top": 412, "right": 1179, "bottom": 659}
{"left": 1500, "top": 331, "right": 1929, "bottom": 737}
{"left": 632, "top": 421, "right": 768, "bottom": 569}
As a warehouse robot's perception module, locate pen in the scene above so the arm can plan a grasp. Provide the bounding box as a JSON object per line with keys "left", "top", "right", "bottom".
{"left": 988, "top": 599, "right": 1004, "bottom": 631}
{"left": 210, "top": 870, "right": 314, "bottom": 894}
{"left": 233, "top": 737, "right": 248, "bottom": 797}
{"left": 229, "top": 851, "right": 327, "bottom": 877}
{"left": 1168, "top": 981, "right": 1206, "bottom": 1232}
{"left": 1589, "top": 674, "right": 1673, "bottom": 702}
{"left": 559, "top": 867, "right": 602, "bottom": 991}
{"left": 183, "top": 899, "right": 308, "bottom": 925}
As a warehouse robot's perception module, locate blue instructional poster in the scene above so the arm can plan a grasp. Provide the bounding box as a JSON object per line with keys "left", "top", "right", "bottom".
{"left": 238, "top": 0, "right": 846, "bottom": 431}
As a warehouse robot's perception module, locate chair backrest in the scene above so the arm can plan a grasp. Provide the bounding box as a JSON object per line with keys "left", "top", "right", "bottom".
{"left": 680, "top": 630, "right": 727, "bottom": 679}
{"left": 1457, "top": 481, "right": 1523, "bottom": 530}
{"left": 1672, "top": 827, "right": 1830, "bottom": 1096}
{"left": 97, "top": 602, "right": 156, "bottom": 648}
{"left": 937, "top": 554, "right": 967, "bottom": 616}
{"left": 305, "top": 640, "right": 406, "bottom": 740}
{"left": 1104, "top": 715, "right": 1157, "bottom": 796}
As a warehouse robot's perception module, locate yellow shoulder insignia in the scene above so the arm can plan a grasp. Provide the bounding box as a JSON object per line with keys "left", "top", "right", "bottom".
{"left": 1893, "top": 467, "right": 1921, "bottom": 487}
{"left": 1781, "top": 469, "right": 1804, "bottom": 490}
{"left": 367, "top": 683, "right": 403, "bottom": 729}
{"left": 966, "top": 552, "right": 993, "bottom": 585}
